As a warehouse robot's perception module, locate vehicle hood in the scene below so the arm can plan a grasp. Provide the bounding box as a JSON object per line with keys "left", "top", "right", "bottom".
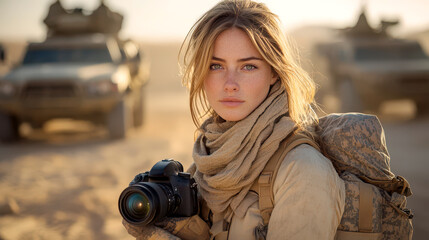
{"left": 2, "top": 63, "right": 120, "bottom": 82}
{"left": 355, "top": 59, "right": 429, "bottom": 75}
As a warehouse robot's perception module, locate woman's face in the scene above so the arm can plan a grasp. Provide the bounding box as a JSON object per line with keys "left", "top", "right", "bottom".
{"left": 204, "top": 27, "right": 277, "bottom": 122}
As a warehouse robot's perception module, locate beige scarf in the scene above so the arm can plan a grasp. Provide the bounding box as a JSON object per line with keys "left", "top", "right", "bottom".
{"left": 189, "top": 81, "right": 296, "bottom": 219}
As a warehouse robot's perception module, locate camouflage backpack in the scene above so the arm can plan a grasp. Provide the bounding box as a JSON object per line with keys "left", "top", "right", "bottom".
{"left": 251, "top": 113, "right": 413, "bottom": 240}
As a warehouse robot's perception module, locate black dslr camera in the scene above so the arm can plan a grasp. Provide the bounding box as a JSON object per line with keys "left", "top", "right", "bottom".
{"left": 118, "top": 159, "right": 199, "bottom": 226}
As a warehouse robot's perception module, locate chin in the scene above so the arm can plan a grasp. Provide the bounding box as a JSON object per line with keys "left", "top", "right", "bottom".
{"left": 219, "top": 113, "right": 248, "bottom": 122}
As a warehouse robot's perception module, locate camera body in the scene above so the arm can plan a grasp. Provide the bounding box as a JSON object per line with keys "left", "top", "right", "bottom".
{"left": 119, "top": 159, "right": 198, "bottom": 226}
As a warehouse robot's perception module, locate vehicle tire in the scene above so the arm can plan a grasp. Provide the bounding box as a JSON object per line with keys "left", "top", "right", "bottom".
{"left": 133, "top": 87, "right": 145, "bottom": 128}
{"left": 106, "top": 99, "right": 129, "bottom": 139}
{"left": 338, "top": 79, "right": 364, "bottom": 113}
{"left": 0, "top": 112, "right": 19, "bottom": 142}
{"left": 415, "top": 101, "right": 429, "bottom": 116}
{"left": 30, "top": 121, "right": 45, "bottom": 130}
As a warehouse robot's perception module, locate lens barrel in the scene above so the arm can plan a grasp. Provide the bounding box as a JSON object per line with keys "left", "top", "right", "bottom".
{"left": 118, "top": 182, "right": 176, "bottom": 226}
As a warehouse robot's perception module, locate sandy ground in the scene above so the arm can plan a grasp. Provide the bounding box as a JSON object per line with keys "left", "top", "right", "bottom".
{"left": 0, "top": 42, "right": 428, "bottom": 240}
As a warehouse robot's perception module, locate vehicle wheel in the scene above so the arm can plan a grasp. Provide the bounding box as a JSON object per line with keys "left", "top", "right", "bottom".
{"left": 338, "top": 79, "right": 364, "bottom": 113}
{"left": 415, "top": 101, "right": 429, "bottom": 116}
{"left": 30, "top": 121, "right": 45, "bottom": 130}
{"left": 0, "top": 112, "right": 20, "bottom": 142}
{"left": 106, "top": 99, "right": 129, "bottom": 139}
{"left": 133, "top": 88, "right": 145, "bottom": 128}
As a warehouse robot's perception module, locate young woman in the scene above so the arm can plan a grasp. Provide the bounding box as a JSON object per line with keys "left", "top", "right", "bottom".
{"left": 123, "top": 0, "right": 345, "bottom": 239}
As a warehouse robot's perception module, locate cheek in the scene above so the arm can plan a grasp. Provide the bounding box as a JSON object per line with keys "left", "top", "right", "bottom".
{"left": 256, "top": 72, "right": 274, "bottom": 91}
{"left": 255, "top": 82, "right": 270, "bottom": 101}
{"left": 250, "top": 73, "right": 274, "bottom": 103}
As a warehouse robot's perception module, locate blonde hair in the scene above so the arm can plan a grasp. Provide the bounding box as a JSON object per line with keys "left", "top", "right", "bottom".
{"left": 180, "top": 0, "right": 318, "bottom": 130}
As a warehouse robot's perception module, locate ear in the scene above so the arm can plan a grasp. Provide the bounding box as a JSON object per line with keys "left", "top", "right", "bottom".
{"left": 270, "top": 72, "right": 278, "bottom": 85}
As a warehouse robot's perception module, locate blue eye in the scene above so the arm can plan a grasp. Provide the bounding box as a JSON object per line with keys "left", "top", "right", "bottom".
{"left": 210, "top": 64, "right": 222, "bottom": 70}
{"left": 243, "top": 65, "right": 256, "bottom": 70}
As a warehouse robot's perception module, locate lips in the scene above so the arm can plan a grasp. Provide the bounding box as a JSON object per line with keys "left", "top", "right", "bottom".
{"left": 219, "top": 97, "right": 244, "bottom": 107}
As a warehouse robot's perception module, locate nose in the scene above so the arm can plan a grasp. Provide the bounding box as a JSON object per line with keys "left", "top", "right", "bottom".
{"left": 224, "top": 71, "right": 239, "bottom": 92}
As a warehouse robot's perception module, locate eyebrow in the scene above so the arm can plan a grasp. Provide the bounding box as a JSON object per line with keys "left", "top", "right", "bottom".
{"left": 212, "top": 56, "right": 264, "bottom": 62}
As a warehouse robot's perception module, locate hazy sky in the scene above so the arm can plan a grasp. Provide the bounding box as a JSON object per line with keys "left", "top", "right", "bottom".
{"left": 0, "top": 0, "right": 428, "bottom": 42}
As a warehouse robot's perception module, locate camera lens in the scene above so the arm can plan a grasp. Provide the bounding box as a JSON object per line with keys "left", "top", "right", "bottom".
{"left": 126, "top": 193, "right": 150, "bottom": 218}
{"left": 118, "top": 182, "right": 176, "bottom": 226}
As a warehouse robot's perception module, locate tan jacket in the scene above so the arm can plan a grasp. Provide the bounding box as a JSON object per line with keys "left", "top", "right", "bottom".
{"left": 227, "top": 144, "right": 345, "bottom": 239}
{"left": 125, "top": 144, "right": 345, "bottom": 240}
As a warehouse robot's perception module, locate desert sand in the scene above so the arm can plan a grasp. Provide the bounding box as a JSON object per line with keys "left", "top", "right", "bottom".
{"left": 0, "top": 41, "right": 428, "bottom": 240}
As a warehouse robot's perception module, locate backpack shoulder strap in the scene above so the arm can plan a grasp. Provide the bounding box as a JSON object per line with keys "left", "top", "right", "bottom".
{"left": 250, "top": 133, "right": 320, "bottom": 226}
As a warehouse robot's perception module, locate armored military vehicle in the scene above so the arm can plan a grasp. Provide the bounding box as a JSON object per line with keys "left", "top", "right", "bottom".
{"left": 316, "top": 10, "right": 429, "bottom": 114}
{"left": 0, "top": 0, "right": 149, "bottom": 141}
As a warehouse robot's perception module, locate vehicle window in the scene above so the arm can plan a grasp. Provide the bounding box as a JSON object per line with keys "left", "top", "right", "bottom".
{"left": 335, "top": 48, "right": 347, "bottom": 61}
{"left": 22, "top": 47, "right": 113, "bottom": 64}
{"left": 120, "top": 49, "right": 127, "bottom": 61}
{"left": 354, "top": 44, "right": 429, "bottom": 61}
